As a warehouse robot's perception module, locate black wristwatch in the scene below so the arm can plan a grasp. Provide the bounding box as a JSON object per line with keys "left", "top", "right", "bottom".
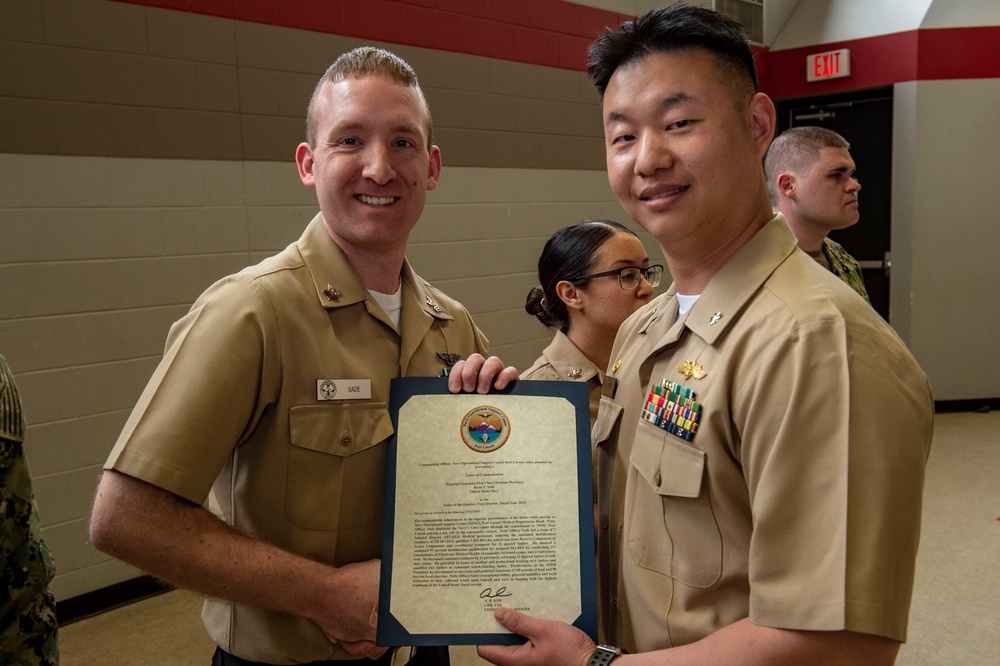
{"left": 588, "top": 644, "right": 625, "bottom": 666}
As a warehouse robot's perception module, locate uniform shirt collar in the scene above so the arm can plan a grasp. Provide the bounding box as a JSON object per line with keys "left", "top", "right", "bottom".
{"left": 542, "top": 330, "right": 603, "bottom": 381}
{"left": 637, "top": 214, "right": 796, "bottom": 348}
{"left": 682, "top": 213, "right": 797, "bottom": 344}
{"left": 298, "top": 213, "right": 454, "bottom": 322}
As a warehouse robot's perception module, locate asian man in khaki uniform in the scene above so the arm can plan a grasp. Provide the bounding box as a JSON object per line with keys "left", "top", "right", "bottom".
{"left": 90, "top": 47, "right": 516, "bottom": 666}
{"left": 478, "top": 6, "right": 932, "bottom": 666}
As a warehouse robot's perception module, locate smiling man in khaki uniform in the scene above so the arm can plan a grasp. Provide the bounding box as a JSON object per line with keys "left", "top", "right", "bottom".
{"left": 90, "top": 47, "right": 516, "bottom": 666}
{"left": 478, "top": 6, "right": 932, "bottom": 666}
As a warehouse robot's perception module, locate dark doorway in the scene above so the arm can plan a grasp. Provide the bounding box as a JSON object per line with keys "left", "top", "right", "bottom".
{"left": 775, "top": 86, "right": 893, "bottom": 321}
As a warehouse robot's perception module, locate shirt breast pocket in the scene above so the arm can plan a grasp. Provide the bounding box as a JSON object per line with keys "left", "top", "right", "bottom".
{"left": 286, "top": 403, "right": 394, "bottom": 531}
{"left": 626, "top": 421, "right": 722, "bottom": 588}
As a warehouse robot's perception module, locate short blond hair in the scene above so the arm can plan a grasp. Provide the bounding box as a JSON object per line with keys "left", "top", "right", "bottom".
{"left": 304, "top": 46, "right": 433, "bottom": 148}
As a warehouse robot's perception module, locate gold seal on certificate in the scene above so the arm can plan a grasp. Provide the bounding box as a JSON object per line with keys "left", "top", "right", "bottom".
{"left": 377, "top": 378, "right": 597, "bottom": 647}
{"left": 460, "top": 406, "right": 511, "bottom": 452}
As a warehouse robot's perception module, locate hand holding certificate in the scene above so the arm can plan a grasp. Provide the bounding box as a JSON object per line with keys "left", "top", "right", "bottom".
{"left": 377, "top": 378, "right": 597, "bottom": 646}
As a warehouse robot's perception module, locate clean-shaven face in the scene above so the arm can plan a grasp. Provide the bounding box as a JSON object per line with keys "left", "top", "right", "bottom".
{"left": 296, "top": 76, "right": 441, "bottom": 256}
{"left": 602, "top": 49, "right": 764, "bottom": 250}
{"left": 792, "top": 146, "right": 861, "bottom": 233}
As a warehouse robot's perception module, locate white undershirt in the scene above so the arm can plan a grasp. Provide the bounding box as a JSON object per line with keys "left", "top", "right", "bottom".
{"left": 369, "top": 279, "right": 403, "bottom": 331}
{"left": 677, "top": 293, "right": 701, "bottom": 318}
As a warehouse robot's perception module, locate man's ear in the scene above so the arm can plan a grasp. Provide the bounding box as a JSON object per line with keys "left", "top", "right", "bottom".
{"left": 778, "top": 173, "right": 796, "bottom": 199}
{"left": 426, "top": 145, "right": 442, "bottom": 191}
{"left": 295, "top": 142, "right": 315, "bottom": 187}
{"left": 555, "top": 280, "right": 584, "bottom": 312}
{"left": 748, "top": 92, "right": 776, "bottom": 160}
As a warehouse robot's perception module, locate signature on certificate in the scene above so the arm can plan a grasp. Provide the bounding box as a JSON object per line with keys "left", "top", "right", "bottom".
{"left": 479, "top": 587, "right": 513, "bottom": 599}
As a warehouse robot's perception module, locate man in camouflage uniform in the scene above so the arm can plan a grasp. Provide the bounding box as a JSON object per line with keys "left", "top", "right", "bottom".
{"left": 765, "top": 126, "right": 871, "bottom": 302}
{"left": 1, "top": 353, "right": 58, "bottom": 665}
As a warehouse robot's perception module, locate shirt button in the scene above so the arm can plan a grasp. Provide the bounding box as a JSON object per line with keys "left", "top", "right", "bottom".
{"left": 654, "top": 472, "right": 662, "bottom": 487}
{"left": 341, "top": 434, "right": 352, "bottom": 446}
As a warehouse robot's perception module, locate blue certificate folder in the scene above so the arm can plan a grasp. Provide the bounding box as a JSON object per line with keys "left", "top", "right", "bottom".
{"left": 377, "top": 377, "right": 597, "bottom": 646}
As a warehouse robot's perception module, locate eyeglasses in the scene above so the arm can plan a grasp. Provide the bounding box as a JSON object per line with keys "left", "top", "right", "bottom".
{"left": 572, "top": 264, "right": 664, "bottom": 290}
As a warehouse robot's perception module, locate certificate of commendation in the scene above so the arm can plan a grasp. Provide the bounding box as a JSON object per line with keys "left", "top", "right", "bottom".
{"left": 377, "top": 377, "right": 597, "bottom": 646}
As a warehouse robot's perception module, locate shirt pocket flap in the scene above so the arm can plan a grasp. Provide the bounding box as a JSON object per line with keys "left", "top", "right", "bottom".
{"left": 593, "top": 396, "right": 624, "bottom": 447}
{"left": 630, "top": 425, "right": 706, "bottom": 498}
{"left": 289, "top": 403, "right": 393, "bottom": 458}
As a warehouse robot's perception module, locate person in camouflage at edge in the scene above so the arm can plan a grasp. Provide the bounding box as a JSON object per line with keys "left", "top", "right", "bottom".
{"left": 765, "top": 126, "right": 871, "bottom": 303}
{"left": 1, "top": 353, "right": 58, "bottom": 665}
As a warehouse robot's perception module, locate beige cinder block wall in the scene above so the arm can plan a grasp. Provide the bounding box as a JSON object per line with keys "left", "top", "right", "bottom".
{"left": 0, "top": 0, "right": 664, "bottom": 601}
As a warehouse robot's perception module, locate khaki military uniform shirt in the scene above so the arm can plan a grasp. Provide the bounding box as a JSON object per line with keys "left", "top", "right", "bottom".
{"left": 594, "top": 216, "right": 932, "bottom": 652}
{"left": 105, "top": 214, "right": 489, "bottom": 663}
{"left": 522, "top": 330, "right": 604, "bottom": 428}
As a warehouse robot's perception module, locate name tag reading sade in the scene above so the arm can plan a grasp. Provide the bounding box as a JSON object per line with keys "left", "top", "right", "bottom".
{"left": 317, "top": 379, "right": 372, "bottom": 401}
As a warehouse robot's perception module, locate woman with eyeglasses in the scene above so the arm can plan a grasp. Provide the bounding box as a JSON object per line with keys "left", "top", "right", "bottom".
{"left": 523, "top": 219, "right": 663, "bottom": 426}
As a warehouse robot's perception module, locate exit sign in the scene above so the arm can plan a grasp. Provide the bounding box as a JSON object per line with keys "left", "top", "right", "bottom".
{"left": 807, "top": 48, "right": 850, "bottom": 82}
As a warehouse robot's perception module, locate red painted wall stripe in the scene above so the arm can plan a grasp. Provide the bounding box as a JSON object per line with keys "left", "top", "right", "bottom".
{"left": 918, "top": 26, "right": 1000, "bottom": 81}
{"left": 110, "top": 1, "right": 998, "bottom": 97}
{"left": 766, "top": 26, "right": 1000, "bottom": 99}
{"left": 111, "top": 0, "right": 629, "bottom": 71}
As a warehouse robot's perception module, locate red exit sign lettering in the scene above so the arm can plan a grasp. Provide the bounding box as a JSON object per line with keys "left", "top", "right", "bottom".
{"left": 807, "top": 48, "right": 850, "bottom": 82}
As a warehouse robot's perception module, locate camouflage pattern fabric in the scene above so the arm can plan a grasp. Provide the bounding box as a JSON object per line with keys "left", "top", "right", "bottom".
{"left": 822, "top": 237, "right": 871, "bottom": 303}
{"left": 1, "top": 354, "right": 58, "bottom": 666}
